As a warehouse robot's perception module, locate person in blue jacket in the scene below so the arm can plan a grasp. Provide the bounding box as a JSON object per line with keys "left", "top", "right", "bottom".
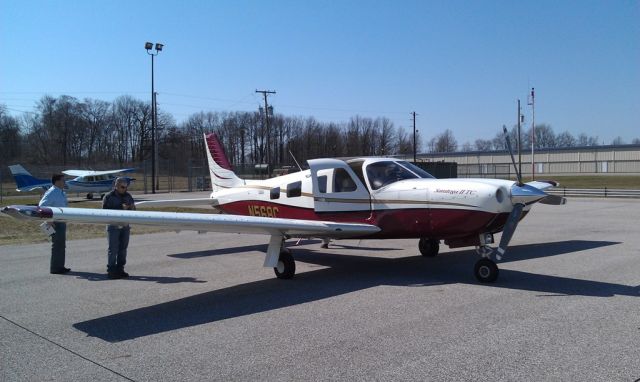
{"left": 38, "top": 174, "right": 70, "bottom": 274}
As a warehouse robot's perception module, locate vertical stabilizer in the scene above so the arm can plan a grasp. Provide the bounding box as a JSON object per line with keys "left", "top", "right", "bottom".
{"left": 8, "top": 165, "right": 51, "bottom": 191}
{"left": 204, "top": 133, "right": 244, "bottom": 191}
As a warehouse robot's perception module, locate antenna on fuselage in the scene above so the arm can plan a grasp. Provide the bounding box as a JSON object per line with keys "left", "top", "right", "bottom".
{"left": 289, "top": 150, "right": 303, "bottom": 172}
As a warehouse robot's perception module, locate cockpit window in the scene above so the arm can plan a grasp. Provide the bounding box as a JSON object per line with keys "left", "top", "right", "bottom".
{"left": 397, "top": 161, "right": 435, "bottom": 179}
{"left": 366, "top": 161, "right": 418, "bottom": 190}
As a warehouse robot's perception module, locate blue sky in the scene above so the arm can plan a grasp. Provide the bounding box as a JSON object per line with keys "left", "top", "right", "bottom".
{"left": 1, "top": 0, "right": 638, "bottom": 146}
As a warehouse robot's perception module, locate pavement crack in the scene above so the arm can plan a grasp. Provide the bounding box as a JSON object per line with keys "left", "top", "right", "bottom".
{"left": 0, "top": 314, "right": 136, "bottom": 382}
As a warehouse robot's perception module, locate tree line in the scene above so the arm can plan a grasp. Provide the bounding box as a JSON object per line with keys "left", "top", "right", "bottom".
{"left": 1, "top": 95, "right": 638, "bottom": 174}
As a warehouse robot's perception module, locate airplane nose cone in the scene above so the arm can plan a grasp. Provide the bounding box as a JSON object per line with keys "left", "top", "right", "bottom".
{"left": 510, "top": 183, "right": 548, "bottom": 205}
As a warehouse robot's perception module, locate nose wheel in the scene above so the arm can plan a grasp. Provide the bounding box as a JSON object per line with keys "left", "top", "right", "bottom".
{"left": 474, "top": 258, "right": 499, "bottom": 283}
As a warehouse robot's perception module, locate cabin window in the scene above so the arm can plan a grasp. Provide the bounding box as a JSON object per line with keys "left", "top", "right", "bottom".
{"left": 270, "top": 187, "right": 280, "bottom": 200}
{"left": 317, "top": 175, "right": 327, "bottom": 193}
{"left": 333, "top": 168, "right": 357, "bottom": 193}
{"left": 87, "top": 176, "right": 94, "bottom": 182}
{"left": 286, "top": 181, "right": 302, "bottom": 198}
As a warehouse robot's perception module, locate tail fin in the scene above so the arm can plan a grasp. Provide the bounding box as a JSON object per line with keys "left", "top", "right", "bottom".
{"left": 8, "top": 165, "right": 51, "bottom": 191}
{"left": 204, "top": 133, "right": 244, "bottom": 191}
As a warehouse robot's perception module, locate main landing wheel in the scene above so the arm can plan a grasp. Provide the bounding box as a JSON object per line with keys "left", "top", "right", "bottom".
{"left": 274, "top": 250, "right": 295, "bottom": 279}
{"left": 474, "top": 258, "right": 499, "bottom": 283}
{"left": 419, "top": 238, "right": 440, "bottom": 257}
{"left": 87, "top": 193, "right": 94, "bottom": 200}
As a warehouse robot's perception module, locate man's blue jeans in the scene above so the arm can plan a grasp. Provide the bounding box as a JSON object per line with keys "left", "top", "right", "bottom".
{"left": 107, "top": 225, "right": 130, "bottom": 273}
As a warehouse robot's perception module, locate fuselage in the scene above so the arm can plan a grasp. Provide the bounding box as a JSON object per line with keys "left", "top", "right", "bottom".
{"left": 209, "top": 157, "right": 529, "bottom": 246}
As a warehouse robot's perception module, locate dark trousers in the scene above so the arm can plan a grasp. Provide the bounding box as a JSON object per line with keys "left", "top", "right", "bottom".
{"left": 50, "top": 222, "right": 67, "bottom": 272}
{"left": 107, "top": 226, "right": 130, "bottom": 273}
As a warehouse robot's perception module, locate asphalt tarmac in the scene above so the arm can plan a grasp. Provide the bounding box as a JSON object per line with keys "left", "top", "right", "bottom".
{"left": 1, "top": 198, "right": 639, "bottom": 381}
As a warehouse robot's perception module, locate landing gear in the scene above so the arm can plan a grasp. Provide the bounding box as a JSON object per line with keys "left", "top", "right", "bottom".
{"left": 474, "top": 258, "right": 499, "bottom": 283}
{"left": 418, "top": 238, "right": 439, "bottom": 257}
{"left": 273, "top": 249, "right": 295, "bottom": 279}
{"left": 87, "top": 193, "right": 94, "bottom": 200}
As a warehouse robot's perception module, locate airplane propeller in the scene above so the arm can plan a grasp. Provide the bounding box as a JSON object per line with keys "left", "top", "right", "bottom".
{"left": 503, "top": 125, "right": 523, "bottom": 186}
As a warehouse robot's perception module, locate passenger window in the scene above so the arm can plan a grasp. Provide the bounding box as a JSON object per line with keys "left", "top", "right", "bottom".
{"left": 270, "top": 187, "right": 280, "bottom": 200}
{"left": 333, "top": 168, "right": 357, "bottom": 193}
{"left": 287, "top": 181, "right": 302, "bottom": 198}
{"left": 317, "top": 175, "right": 327, "bottom": 193}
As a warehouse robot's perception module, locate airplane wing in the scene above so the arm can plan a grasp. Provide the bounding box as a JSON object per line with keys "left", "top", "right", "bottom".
{"left": 135, "top": 198, "right": 214, "bottom": 208}
{"left": 1, "top": 205, "right": 380, "bottom": 239}
{"left": 62, "top": 168, "right": 136, "bottom": 177}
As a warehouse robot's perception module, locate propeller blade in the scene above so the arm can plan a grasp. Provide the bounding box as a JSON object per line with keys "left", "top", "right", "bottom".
{"left": 496, "top": 203, "right": 524, "bottom": 261}
{"left": 539, "top": 194, "right": 567, "bottom": 205}
{"left": 503, "top": 125, "right": 522, "bottom": 185}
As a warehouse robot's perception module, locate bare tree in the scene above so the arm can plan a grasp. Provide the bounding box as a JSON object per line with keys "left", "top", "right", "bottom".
{"left": 0, "top": 104, "right": 22, "bottom": 163}
{"left": 556, "top": 131, "right": 576, "bottom": 148}
{"left": 432, "top": 129, "right": 458, "bottom": 152}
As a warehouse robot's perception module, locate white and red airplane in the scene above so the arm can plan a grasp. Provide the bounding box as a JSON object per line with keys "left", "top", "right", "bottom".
{"left": 1, "top": 129, "right": 565, "bottom": 282}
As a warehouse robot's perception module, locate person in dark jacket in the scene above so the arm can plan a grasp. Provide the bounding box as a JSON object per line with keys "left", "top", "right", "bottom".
{"left": 102, "top": 177, "right": 135, "bottom": 279}
{"left": 39, "top": 174, "right": 70, "bottom": 274}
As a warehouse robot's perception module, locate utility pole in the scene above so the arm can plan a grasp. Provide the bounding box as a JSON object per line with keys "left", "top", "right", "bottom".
{"left": 255, "top": 89, "right": 276, "bottom": 174}
{"left": 411, "top": 111, "right": 417, "bottom": 162}
{"left": 528, "top": 87, "right": 535, "bottom": 180}
{"left": 517, "top": 99, "right": 522, "bottom": 179}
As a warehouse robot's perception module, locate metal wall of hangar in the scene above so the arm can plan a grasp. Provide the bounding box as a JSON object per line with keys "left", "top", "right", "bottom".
{"left": 412, "top": 144, "right": 640, "bottom": 178}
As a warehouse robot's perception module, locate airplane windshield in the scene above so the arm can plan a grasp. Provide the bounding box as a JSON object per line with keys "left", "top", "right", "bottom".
{"left": 366, "top": 161, "right": 419, "bottom": 190}
{"left": 397, "top": 161, "right": 435, "bottom": 179}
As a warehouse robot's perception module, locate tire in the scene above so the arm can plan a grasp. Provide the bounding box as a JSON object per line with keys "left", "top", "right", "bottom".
{"left": 419, "top": 238, "right": 440, "bottom": 257}
{"left": 87, "top": 193, "right": 94, "bottom": 200}
{"left": 474, "top": 258, "right": 499, "bottom": 283}
{"left": 274, "top": 250, "right": 295, "bottom": 279}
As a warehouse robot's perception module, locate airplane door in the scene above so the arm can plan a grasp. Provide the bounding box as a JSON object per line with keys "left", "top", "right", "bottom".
{"left": 308, "top": 159, "right": 371, "bottom": 213}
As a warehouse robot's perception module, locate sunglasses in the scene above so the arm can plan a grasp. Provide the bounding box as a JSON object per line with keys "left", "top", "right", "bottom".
{"left": 118, "top": 185, "right": 128, "bottom": 189}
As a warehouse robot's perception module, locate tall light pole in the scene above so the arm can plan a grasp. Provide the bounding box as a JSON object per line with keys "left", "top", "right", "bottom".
{"left": 145, "top": 42, "right": 163, "bottom": 193}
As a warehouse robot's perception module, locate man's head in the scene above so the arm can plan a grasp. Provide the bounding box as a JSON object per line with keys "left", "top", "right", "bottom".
{"left": 51, "top": 174, "right": 65, "bottom": 188}
{"left": 114, "top": 177, "right": 129, "bottom": 194}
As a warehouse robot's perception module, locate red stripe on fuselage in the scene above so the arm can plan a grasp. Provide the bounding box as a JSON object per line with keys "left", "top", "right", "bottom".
{"left": 219, "top": 200, "right": 509, "bottom": 240}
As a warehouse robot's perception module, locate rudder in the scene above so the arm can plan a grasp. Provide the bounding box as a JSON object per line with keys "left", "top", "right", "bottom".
{"left": 204, "top": 133, "right": 244, "bottom": 191}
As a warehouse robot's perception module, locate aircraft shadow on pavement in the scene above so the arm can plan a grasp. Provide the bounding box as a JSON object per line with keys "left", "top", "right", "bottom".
{"left": 168, "top": 244, "right": 268, "bottom": 259}
{"left": 73, "top": 239, "right": 637, "bottom": 343}
{"left": 167, "top": 240, "right": 401, "bottom": 259}
{"left": 68, "top": 271, "right": 206, "bottom": 284}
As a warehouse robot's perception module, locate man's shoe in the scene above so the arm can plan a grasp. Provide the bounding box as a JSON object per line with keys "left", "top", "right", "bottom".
{"left": 119, "top": 270, "right": 129, "bottom": 278}
{"left": 107, "top": 272, "right": 123, "bottom": 279}
{"left": 51, "top": 267, "right": 71, "bottom": 274}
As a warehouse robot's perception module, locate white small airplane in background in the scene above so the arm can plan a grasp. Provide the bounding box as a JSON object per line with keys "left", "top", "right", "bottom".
{"left": 8, "top": 164, "right": 135, "bottom": 199}
{"left": 2, "top": 128, "right": 565, "bottom": 282}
